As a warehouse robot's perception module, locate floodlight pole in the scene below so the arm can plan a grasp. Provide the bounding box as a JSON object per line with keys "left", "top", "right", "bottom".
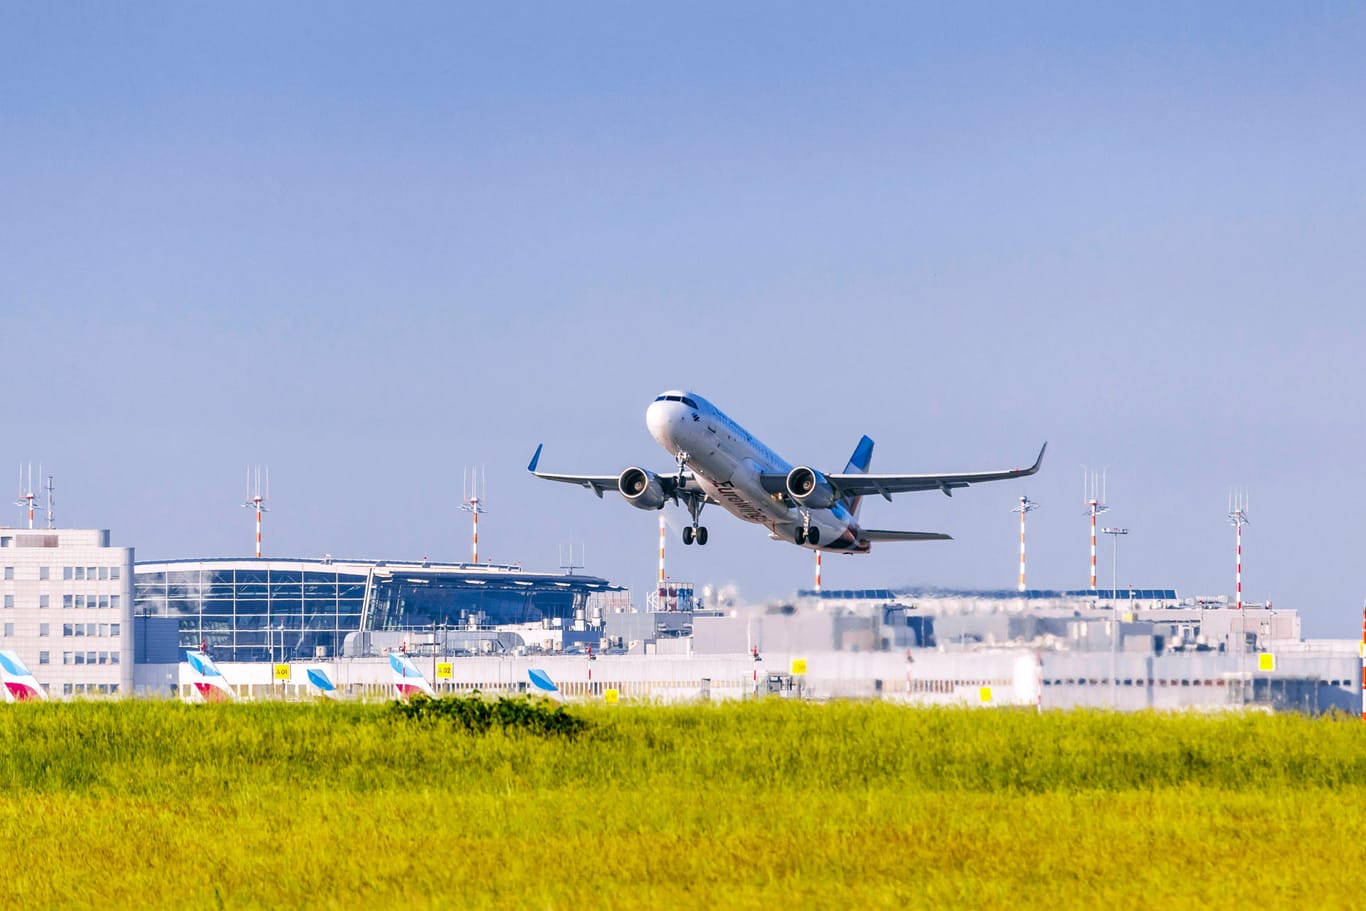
{"left": 1102, "top": 527, "right": 1128, "bottom": 708}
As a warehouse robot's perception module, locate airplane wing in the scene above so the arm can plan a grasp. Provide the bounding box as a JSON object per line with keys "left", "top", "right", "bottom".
{"left": 859, "top": 529, "right": 953, "bottom": 542}
{"left": 527, "top": 444, "right": 621, "bottom": 498}
{"left": 761, "top": 443, "right": 1047, "bottom": 502}
{"left": 527, "top": 444, "right": 705, "bottom": 501}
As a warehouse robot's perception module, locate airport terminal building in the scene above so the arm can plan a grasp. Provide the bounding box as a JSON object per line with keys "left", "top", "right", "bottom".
{"left": 133, "top": 558, "right": 622, "bottom": 663}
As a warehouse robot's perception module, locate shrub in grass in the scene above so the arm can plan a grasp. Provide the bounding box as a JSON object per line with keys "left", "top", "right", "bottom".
{"left": 386, "top": 693, "right": 589, "bottom": 738}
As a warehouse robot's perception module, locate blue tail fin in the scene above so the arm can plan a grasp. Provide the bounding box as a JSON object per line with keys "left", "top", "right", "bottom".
{"left": 841, "top": 435, "right": 874, "bottom": 518}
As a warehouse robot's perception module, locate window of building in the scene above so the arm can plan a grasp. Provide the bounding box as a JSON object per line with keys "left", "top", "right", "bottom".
{"left": 86, "top": 650, "right": 96, "bottom": 665}
{"left": 99, "top": 595, "right": 109, "bottom": 609}
{"left": 38, "top": 651, "right": 49, "bottom": 665}
{"left": 86, "top": 623, "right": 97, "bottom": 636}
{"left": 62, "top": 652, "right": 72, "bottom": 665}
{"left": 63, "top": 683, "right": 73, "bottom": 696}
{"left": 110, "top": 595, "right": 120, "bottom": 609}
{"left": 99, "top": 624, "right": 109, "bottom": 637}
{"left": 97, "top": 651, "right": 108, "bottom": 665}
{"left": 99, "top": 567, "right": 109, "bottom": 581}
{"left": 39, "top": 623, "right": 48, "bottom": 637}
{"left": 3, "top": 566, "right": 12, "bottom": 580}
{"left": 86, "top": 567, "right": 96, "bottom": 580}
{"left": 3, "top": 595, "right": 12, "bottom": 609}
{"left": 2, "top": 622, "right": 12, "bottom": 636}
{"left": 63, "top": 594, "right": 73, "bottom": 609}
{"left": 111, "top": 652, "right": 120, "bottom": 665}
{"left": 39, "top": 594, "right": 49, "bottom": 609}
{"left": 110, "top": 623, "right": 120, "bottom": 636}
{"left": 110, "top": 566, "right": 120, "bottom": 580}
{"left": 74, "top": 567, "right": 84, "bottom": 581}
{"left": 39, "top": 566, "right": 49, "bottom": 581}
{"left": 63, "top": 566, "right": 72, "bottom": 580}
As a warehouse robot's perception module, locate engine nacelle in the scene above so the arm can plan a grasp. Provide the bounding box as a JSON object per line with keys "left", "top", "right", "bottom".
{"left": 619, "top": 467, "right": 668, "bottom": 510}
{"left": 786, "top": 466, "right": 838, "bottom": 509}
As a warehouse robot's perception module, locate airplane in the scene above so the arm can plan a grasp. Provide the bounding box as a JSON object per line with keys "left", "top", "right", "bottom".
{"left": 529, "top": 390, "right": 1045, "bottom": 553}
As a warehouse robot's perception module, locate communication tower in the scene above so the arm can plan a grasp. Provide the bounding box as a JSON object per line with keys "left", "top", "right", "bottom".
{"left": 15, "top": 463, "right": 39, "bottom": 529}
{"left": 242, "top": 466, "right": 269, "bottom": 559}
{"left": 558, "top": 543, "right": 584, "bottom": 576}
{"left": 1083, "top": 468, "right": 1109, "bottom": 592}
{"left": 1012, "top": 495, "right": 1039, "bottom": 592}
{"left": 1228, "top": 489, "right": 1250, "bottom": 610}
{"left": 460, "top": 467, "right": 487, "bottom": 564}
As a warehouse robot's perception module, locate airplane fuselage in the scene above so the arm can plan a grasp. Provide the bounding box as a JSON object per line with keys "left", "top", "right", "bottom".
{"left": 646, "top": 392, "right": 867, "bottom": 552}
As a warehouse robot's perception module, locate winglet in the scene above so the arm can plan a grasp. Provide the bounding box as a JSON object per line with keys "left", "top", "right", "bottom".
{"left": 528, "top": 443, "right": 544, "bottom": 473}
{"left": 1027, "top": 442, "right": 1048, "bottom": 475}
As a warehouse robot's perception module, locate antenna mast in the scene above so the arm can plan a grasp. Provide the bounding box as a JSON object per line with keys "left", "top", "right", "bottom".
{"left": 460, "top": 467, "right": 487, "bottom": 564}
{"left": 1228, "top": 489, "right": 1250, "bottom": 610}
{"left": 559, "top": 543, "right": 584, "bottom": 576}
{"left": 1083, "top": 467, "right": 1109, "bottom": 592}
{"left": 15, "top": 463, "right": 37, "bottom": 529}
{"left": 1013, "top": 495, "right": 1040, "bottom": 592}
{"left": 242, "top": 466, "right": 270, "bottom": 559}
{"left": 43, "top": 471, "right": 55, "bottom": 529}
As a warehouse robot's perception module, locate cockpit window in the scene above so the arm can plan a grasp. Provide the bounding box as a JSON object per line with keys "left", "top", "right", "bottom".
{"left": 682, "top": 397, "right": 698, "bottom": 409}
{"left": 654, "top": 394, "right": 698, "bottom": 409}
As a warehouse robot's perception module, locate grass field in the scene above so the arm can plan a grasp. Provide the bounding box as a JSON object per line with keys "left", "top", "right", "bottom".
{"left": 3, "top": 699, "right": 1366, "bottom": 910}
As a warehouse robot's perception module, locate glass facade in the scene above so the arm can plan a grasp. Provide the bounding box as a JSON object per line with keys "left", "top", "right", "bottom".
{"left": 135, "top": 560, "right": 617, "bottom": 662}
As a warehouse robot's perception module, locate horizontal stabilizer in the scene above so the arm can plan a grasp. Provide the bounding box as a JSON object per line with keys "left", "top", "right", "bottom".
{"left": 860, "top": 529, "right": 953, "bottom": 542}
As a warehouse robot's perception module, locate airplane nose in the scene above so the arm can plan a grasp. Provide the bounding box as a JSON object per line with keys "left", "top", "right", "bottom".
{"left": 646, "top": 401, "right": 675, "bottom": 447}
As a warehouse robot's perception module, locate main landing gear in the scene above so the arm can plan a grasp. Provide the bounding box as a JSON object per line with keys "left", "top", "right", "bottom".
{"left": 680, "top": 471, "right": 708, "bottom": 546}
{"left": 794, "top": 511, "right": 820, "bottom": 546}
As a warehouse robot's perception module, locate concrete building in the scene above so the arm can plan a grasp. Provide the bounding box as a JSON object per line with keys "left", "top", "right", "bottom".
{"left": 0, "top": 528, "right": 133, "bottom": 697}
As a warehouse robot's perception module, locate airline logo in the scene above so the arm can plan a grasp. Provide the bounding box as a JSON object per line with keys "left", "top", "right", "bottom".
{"left": 528, "top": 668, "right": 563, "bottom": 701}
{"left": 389, "top": 653, "right": 435, "bottom": 700}
{"left": 0, "top": 650, "right": 46, "bottom": 701}
{"left": 184, "top": 650, "right": 235, "bottom": 702}
{"left": 306, "top": 667, "right": 339, "bottom": 699}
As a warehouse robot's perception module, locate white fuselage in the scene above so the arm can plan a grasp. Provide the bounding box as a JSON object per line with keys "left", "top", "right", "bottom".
{"left": 645, "top": 391, "right": 867, "bottom": 552}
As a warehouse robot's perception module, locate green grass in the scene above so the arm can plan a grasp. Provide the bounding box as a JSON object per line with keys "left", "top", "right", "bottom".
{"left": 3, "top": 699, "right": 1366, "bottom": 909}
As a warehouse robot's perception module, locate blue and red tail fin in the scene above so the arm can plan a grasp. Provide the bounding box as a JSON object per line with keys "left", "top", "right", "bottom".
{"left": 841, "top": 435, "right": 874, "bottom": 519}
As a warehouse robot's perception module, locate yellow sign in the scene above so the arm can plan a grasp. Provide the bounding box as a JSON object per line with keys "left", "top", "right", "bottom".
{"left": 790, "top": 658, "right": 808, "bottom": 676}
{"left": 979, "top": 686, "right": 992, "bottom": 704}
{"left": 436, "top": 662, "right": 453, "bottom": 680}
{"left": 604, "top": 689, "right": 619, "bottom": 705}
{"left": 273, "top": 663, "right": 291, "bottom": 681}
{"left": 1258, "top": 653, "right": 1276, "bottom": 672}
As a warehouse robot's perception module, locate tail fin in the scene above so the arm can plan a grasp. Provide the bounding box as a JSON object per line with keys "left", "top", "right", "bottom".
{"left": 0, "top": 649, "right": 46, "bottom": 701}
{"left": 841, "top": 435, "right": 874, "bottom": 519}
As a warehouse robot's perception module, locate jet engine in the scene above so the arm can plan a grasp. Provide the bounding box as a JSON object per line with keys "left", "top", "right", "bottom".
{"left": 786, "top": 466, "right": 838, "bottom": 509}
{"left": 619, "top": 467, "right": 668, "bottom": 510}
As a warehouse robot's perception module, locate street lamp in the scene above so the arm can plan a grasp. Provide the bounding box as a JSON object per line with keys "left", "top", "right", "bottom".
{"left": 1102, "top": 527, "right": 1129, "bottom": 707}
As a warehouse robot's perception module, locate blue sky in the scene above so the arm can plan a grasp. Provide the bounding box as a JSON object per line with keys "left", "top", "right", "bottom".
{"left": 2, "top": 3, "right": 1363, "bottom": 636}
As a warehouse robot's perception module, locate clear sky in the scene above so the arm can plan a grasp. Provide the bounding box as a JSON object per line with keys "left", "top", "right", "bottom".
{"left": 2, "top": 3, "right": 1363, "bottom": 636}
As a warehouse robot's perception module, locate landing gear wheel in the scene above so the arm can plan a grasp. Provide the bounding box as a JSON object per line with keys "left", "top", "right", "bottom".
{"left": 807, "top": 527, "right": 820, "bottom": 546}
{"left": 795, "top": 528, "right": 807, "bottom": 545}
{"left": 696, "top": 526, "right": 708, "bottom": 546}
{"left": 682, "top": 526, "right": 695, "bottom": 546}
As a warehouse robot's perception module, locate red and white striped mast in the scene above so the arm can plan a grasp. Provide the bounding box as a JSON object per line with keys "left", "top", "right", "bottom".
{"left": 460, "top": 468, "right": 486, "bottom": 564}
{"left": 15, "top": 463, "right": 37, "bottom": 529}
{"left": 1083, "top": 468, "right": 1108, "bottom": 592}
{"left": 658, "top": 513, "right": 667, "bottom": 608}
{"left": 1228, "top": 489, "right": 1249, "bottom": 610}
{"left": 242, "top": 466, "right": 269, "bottom": 559}
{"left": 1012, "top": 495, "right": 1039, "bottom": 592}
